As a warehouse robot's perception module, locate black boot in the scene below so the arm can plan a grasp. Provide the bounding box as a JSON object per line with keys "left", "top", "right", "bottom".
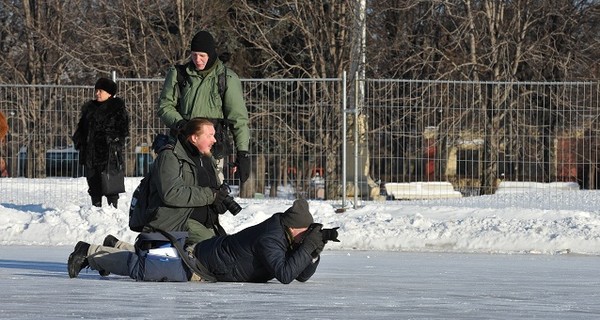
{"left": 68, "top": 241, "right": 90, "bottom": 278}
{"left": 107, "top": 196, "right": 118, "bottom": 209}
{"left": 91, "top": 196, "right": 102, "bottom": 207}
{"left": 99, "top": 235, "right": 119, "bottom": 277}
{"left": 103, "top": 234, "right": 119, "bottom": 247}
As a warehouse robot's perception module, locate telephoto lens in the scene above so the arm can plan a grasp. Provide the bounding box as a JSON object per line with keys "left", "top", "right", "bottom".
{"left": 321, "top": 227, "right": 340, "bottom": 242}
{"left": 222, "top": 195, "right": 242, "bottom": 215}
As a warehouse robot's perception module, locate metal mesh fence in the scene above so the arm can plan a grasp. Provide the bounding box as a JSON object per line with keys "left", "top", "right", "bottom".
{"left": 364, "top": 80, "right": 600, "bottom": 200}
{"left": 1, "top": 78, "right": 599, "bottom": 205}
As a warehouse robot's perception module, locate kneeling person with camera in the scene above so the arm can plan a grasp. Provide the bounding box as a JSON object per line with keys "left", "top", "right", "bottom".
{"left": 67, "top": 118, "right": 241, "bottom": 279}
{"left": 191, "top": 198, "right": 339, "bottom": 284}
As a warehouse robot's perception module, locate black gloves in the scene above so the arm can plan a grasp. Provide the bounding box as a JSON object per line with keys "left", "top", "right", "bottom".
{"left": 170, "top": 119, "right": 188, "bottom": 137}
{"left": 235, "top": 151, "right": 250, "bottom": 183}
{"left": 301, "top": 223, "right": 326, "bottom": 258}
{"left": 212, "top": 185, "right": 229, "bottom": 215}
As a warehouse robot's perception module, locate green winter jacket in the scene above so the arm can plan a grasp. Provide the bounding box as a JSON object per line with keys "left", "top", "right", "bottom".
{"left": 157, "top": 60, "right": 250, "bottom": 152}
{"left": 144, "top": 139, "right": 218, "bottom": 233}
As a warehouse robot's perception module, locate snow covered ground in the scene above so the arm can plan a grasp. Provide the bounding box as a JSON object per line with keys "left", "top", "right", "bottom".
{"left": 1, "top": 178, "right": 600, "bottom": 255}
{"left": 1, "top": 178, "right": 600, "bottom": 319}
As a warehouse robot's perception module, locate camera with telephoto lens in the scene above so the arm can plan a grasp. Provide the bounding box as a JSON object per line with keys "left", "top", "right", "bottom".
{"left": 222, "top": 194, "right": 242, "bottom": 216}
{"left": 307, "top": 223, "right": 340, "bottom": 243}
{"left": 218, "top": 183, "right": 242, "bottom": 216}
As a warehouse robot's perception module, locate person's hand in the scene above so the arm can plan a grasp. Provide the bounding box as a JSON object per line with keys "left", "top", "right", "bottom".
{"left": 301, "top": 223, "right": 325, "bottom": 257}
{"left": 213, "top": 185, "right": 229, "bottom": 207}
{"left": 234, "top": 151, "right": 250, "bottom": 183}
{"left": 169, "top": 119, "right": 187, "bottom": 137}
{"left": 211, "top": 184, "right": 229, "bottom": 215}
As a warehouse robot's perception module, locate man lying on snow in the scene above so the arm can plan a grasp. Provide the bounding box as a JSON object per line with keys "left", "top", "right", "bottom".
{"left": 68, "top": 199, "right": 339, "bottom": 284}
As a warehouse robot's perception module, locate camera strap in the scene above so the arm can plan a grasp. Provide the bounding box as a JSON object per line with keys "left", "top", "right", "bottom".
{"left": 155, "top": 228, "right": 217, "bottom": 282}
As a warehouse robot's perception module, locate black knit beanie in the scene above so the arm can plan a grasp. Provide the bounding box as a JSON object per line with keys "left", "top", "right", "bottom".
{"left": 94, "top": 78, "right": 117, "bottom": 96}
{"left": 190, "top": 31, "right": 217, "bottom": 70}
{"left": 281, "top": 199, "right": 314, "bottom": 228}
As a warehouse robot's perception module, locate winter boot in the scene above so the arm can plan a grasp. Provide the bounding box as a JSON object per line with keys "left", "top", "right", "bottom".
{"left": 98, "top": 234, "right": 119, "bottom": 277}
{"left": 107, "top": 196, "right": 118, "bottom": 209}
{"left": 103, "top": 234, "right": 119, "bottom": 248}
{"left": 91, "top": 196, "right": 102, "bottom": 207}
{"left": 68, "top": 241, "right": 90, "bottom": 278}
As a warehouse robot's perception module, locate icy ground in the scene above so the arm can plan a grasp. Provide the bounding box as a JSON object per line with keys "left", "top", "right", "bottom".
{"left": 1, "top": 246, "right": 599, "bottom": 319}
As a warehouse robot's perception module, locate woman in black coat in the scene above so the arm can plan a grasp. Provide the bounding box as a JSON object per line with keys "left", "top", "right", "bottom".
{"left": 73, "top": 78, "right": 129, "bottom": 208}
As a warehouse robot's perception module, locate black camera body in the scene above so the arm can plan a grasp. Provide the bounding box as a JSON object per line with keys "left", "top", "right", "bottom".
{"left": 307, "top": 223, "right": 340, "bottom": 243}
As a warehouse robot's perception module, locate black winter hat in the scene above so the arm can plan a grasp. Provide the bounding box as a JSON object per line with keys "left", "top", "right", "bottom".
{"left": 94, "top": 77, "right": 117, "bottom": 96}
{"left": 281, "top": 199, "right": 314, "bottom": 228}
{"left": 190, "top": 31, "right": 217, "bottom": 70}
{"left": 191, "top": 31, "right": 217, "bottom": 55}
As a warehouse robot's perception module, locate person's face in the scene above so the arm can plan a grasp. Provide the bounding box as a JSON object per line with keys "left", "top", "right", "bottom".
{"left": 191, "top": 51, "right": 210, "bottom": 70}
{"left": 290, "top": 227, "right": 309, "bottom": 244}
{"left": 189, "top": 124, "right": 216, "bottom": 155}
{"left": 95, "top": 89, "right": 111, "bottom": 102}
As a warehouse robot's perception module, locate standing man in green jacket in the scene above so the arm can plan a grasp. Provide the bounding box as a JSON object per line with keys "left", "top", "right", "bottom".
{"left": 157, "top": 30, "right": 250, "bottom": 184}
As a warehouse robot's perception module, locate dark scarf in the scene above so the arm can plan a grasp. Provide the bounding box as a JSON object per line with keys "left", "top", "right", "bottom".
{"left": 179, "top": 136, "right": 218, "bottom": 190}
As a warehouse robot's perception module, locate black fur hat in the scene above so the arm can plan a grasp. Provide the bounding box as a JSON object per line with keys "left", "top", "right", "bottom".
{"left": 94, "top": 77, "right": 117, "bottom": 96}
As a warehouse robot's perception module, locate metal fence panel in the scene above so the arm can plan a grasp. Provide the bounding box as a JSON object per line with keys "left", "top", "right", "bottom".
{"left": 1, "top": 79, "right": 599, "bottom": 205}
{"left": 364, "top": 80, "right": 600, "bottom": 200}
{"left": 0, "top": 78, "right": 347, "bottom": 204}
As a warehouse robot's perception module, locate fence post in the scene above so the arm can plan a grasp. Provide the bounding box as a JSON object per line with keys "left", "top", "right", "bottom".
{"left": 341, "top": 71, "right": 347, "bottom": 209}
{"left": 354, "top": 71, "right": 360, "bottom": 209}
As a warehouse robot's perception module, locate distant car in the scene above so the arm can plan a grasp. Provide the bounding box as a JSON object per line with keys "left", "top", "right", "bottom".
{"left": 45, "top": 147, "right": 84, "bottom": 177}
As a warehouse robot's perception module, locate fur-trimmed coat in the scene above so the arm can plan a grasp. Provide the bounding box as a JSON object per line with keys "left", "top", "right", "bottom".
{"left": 72, "top": 97, "right": 129, "bottom": 168}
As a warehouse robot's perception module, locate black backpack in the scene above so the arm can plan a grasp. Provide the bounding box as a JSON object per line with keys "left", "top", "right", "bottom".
{"left": 129, "top": 134, "right": 175, "bottom": 232}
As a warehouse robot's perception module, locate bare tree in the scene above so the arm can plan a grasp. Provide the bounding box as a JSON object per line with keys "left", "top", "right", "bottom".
{"left": 0, "top": 0, "right": 233, "bottom": 177}
{"left": 1, "top": 0, "right": 600, "bottom": 192}
{"left": 366, "top": 0, "right": 600, "bottom": 194}
{"left": 229, "top": 0, "right": 359, "bottom": 199}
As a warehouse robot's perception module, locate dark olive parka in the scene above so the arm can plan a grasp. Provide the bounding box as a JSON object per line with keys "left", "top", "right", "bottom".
{"left": 144, "top": 138, "right": 219, "bottom": 233}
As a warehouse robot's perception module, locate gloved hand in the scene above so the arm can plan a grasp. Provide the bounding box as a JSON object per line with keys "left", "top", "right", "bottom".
{"left": 213, "top": 185, "right": 229, "bottom": 206}
{"left": 170, "top": 119, "right": 187, "bottom": 137}
{"left": 211, "top": 184, "right": 229, "bottom": 215}
{"left": 234, "top": 151, "right": 250, "bottom": 183}
{"left": 301, "top": 223, "right": 325, "bottom": 257}
{"left": 106, "top": 136, "right": 120, "bottom": 143}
